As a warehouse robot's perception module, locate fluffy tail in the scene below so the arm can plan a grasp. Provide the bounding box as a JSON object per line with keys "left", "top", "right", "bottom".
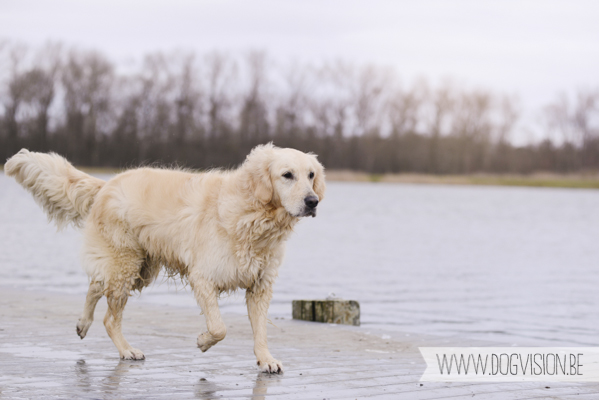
{"left": 5, "top": 149, "right": 106, "bottom": 230}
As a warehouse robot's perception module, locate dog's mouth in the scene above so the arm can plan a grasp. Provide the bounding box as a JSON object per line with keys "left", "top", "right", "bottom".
{"left": 299, "top": 207, "right": 317, "bottom": 218}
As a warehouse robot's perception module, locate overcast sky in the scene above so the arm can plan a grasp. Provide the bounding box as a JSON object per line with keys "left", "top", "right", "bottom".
{"left": 2, "top": 0, "right": 598, "bottom": 143}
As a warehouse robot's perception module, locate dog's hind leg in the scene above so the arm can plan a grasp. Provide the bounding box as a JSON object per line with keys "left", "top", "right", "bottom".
{"left": 76, "top": 281, "right": 104, "bottom": 339}
{"left": 191, "top": 278, "right": 227, "bottom": 352}
{"left": 82, "top": 223, "right": 146, "bottom": 360}
{"left": 103, "top": 291, "right": 145, "bottom": 360}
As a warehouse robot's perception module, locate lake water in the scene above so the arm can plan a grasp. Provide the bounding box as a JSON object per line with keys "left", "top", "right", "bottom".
{"left": 1, "top": 173, "right": 598, "bottom": 347}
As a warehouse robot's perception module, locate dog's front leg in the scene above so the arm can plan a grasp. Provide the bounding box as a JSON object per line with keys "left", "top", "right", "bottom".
{"left": 191, "top": 279, "right": 227, "bottom": 352}
{"left": 246, "top": 285, "right": 283, "bottom": 374}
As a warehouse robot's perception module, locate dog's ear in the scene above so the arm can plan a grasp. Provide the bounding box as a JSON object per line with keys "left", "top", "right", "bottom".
{"left": 244, "top": 143, "right": 275, "bottom": 205}
{"left": 311, "top": 156, "right": 326, "bottom": 201}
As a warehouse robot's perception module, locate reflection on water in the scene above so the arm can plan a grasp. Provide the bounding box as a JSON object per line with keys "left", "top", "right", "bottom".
{"left": 74, "top": 359, "right": 91, "bottom": 391}
{"left": 2, "top": 174, "right": 599, "bottom": 346}
{"left": 102, "top": 360, "right": 144, "bottom": 393}
{"left": 194, "top": 373, "right": 279, "bottom": 400}
{"left": 253, "top": 373, "right": 280, "bottom": 399}
{"left": 74, "top": 359, "right": 145, "bottom": 395}
{"left": 72, "top": 358, "right": 277, "bottom": 399}
{"left": 194, "top": 377, "right": 222, "bottom": 399}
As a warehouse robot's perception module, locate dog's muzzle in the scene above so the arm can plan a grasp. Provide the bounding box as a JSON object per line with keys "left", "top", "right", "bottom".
{"left": 301, "top": 195, "right": 319, "bottom": 217}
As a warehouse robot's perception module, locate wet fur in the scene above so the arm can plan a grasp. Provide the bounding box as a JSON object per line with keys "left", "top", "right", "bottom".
{"left": 5, "top": 144, "right": 325, "bottom": 373}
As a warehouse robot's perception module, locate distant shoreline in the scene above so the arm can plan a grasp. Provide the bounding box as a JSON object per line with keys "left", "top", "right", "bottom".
{"left": 324, "top": 170, "right": 599, "bottom": 189}
{"left": 2, "top": 165, "right": 598, "bottom": 189}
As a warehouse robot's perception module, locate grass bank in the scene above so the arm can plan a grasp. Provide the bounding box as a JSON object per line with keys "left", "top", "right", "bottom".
{"left": 325, "top": 170, "right": 599, "bottom": 189}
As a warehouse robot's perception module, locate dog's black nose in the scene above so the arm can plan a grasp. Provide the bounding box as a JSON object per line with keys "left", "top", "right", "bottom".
{"left": 304, "top": 196, "right": 319, "bottom": 209}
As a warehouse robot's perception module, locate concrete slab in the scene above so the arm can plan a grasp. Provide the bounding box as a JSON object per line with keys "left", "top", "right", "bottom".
{"left": 0, "top": 288, "right": 598, "bottom": 399}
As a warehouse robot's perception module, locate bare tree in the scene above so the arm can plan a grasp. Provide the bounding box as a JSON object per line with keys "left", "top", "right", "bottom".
{"left": 424, "top": 83, "right": 455, "bottom": 173}
{"left": 61, "top": 49, "right": 113, "bottom": 164}
{"left": 238, "top": 51, "right": 270, "bottom": 154}
{"left": 205, "top": 52, "right": 237, "bottom": 141}
{"left": 543, "top": 89, "right": 599, "bottom": 170}
{"left": 450, "top": 90, "right": 493, "bottom": 173}
{"left": 489, "top": 96, "right": 519, "bottom": 172}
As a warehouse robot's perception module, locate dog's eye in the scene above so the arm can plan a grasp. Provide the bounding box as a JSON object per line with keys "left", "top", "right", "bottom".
{"left": 283, "top": 172, "right": 293, "bottom": 179}
{"left": 309, "top": 172, "right": 314, "bottom": 179}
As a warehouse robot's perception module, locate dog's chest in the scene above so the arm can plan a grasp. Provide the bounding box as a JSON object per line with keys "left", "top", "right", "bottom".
{"left": 231, "top": 216, "right": 294, "bottom": 288}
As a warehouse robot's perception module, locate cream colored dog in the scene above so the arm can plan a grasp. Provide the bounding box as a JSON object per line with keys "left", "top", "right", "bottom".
{"left": 5, "top": 143, "right": 325, "bottom": 373}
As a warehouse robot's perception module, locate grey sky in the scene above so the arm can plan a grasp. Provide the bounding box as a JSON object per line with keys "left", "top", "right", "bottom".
{"left": 2, "top": 0, "right": 598, "bottom": 142}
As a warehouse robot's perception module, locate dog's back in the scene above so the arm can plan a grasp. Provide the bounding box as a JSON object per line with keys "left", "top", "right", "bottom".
{"left": 87, "top": 168, "right": 213, "bottom": 264}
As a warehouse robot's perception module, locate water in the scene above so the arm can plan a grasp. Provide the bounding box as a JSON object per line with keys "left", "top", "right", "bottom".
{"left": 1, "top": 173, "right": 598, "bottom": 346}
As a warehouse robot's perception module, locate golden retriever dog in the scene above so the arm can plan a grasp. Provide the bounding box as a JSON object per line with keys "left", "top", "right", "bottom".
{"left": 5, "top": 143, "right": 325, "bottom": 373}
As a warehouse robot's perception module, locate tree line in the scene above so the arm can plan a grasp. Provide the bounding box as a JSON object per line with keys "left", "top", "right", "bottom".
{"left": 1, "top": 41, "right": 598, "bottom": 174}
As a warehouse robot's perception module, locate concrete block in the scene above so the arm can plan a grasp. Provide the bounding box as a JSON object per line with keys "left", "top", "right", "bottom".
{"left": 292, "top": 299, "right": 360, "bottom": 326}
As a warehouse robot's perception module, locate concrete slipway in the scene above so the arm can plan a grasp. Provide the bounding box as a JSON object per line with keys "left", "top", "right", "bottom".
{"left": 0, "top": 288, "right": 598, "bottom": 399}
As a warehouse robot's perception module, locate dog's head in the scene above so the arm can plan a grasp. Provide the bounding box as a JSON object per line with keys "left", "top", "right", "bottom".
{"left": 243, "top": 143, "right": 326, "bottom": 217}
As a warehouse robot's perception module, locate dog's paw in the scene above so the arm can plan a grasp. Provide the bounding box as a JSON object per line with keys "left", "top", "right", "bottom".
{"left": 76, "top": 319, "right": 92, "bottom": 339}
{"left": 197, "top": 332, "right": 218, "bottom": 352}
{"left": 257, "top": 358, "right": 284, "bottom": 374}
{"left": 120, "top": 348, "right": 145, "bottom": 360}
